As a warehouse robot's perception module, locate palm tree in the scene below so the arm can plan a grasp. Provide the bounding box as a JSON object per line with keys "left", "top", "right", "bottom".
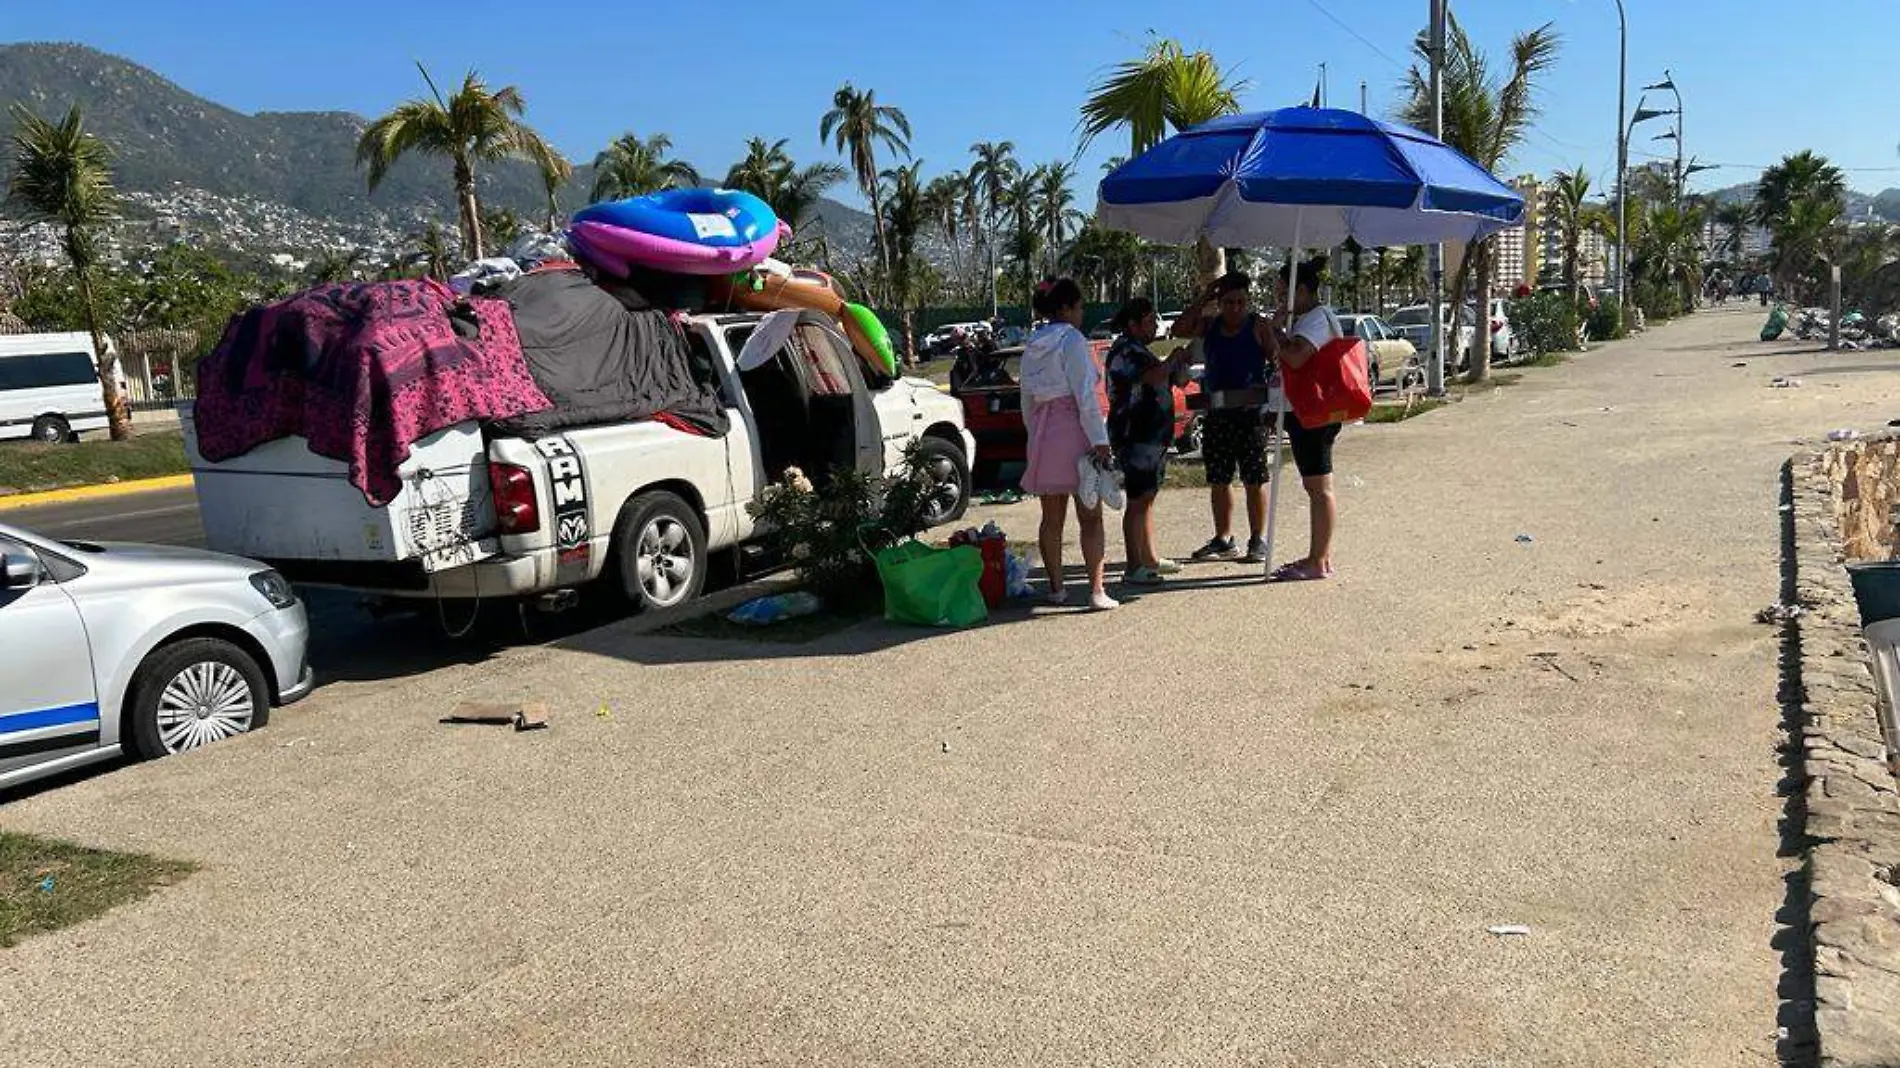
{"left": 356, "top": 64, "right": 566, "bottom": 261}
{"left": 1754, "top": 150, "right": 1846, "bottom": 232}
{"left": 539, "top": 154, "right": 573, "bottom": 231}
{"left": 1755, "top": 151, "right": 1848, "bottom": 301}
{"left": 6, "top": 104, "right": 131, "bottom": 439}
{"left": 1631, "top": 200, "right": 1705, "bottom": 316}
{"left": 968, "top": 140, "right": 1019, "bottom": 282}
{"left": 1713, "top": 202, "right": 1751, "bottom": 266}
{"left": 1079, "top": 37, "right": 1246, "bottom": 285}
{"left": 881, "top": 161, "right": 932, "bottom": 363}
{"left": 1546, "top": 166, "right": 1592, "bottom": 303}
{"left": 1403, "top": 14, "right": 1561, "bottom": 381}
{"left": 590, "top": 132, "right": 699, "bottom": 203}
{"left": 723, "top": 137, "right": 846, "bottom": 233}
{"left": 1033, "top": 162, "right": 1084, "bottom": 275}
{"left": 923, "top": 172, "right": 970, "bottom": 298}
{"left": 1001, "top": 169, "right": 1044, "bottom": 306}
{"left": 821, "top": 84, "right": 912, "bottom": 302}
{"left": 408, "top": 222, "right": 453, "bottom": 281}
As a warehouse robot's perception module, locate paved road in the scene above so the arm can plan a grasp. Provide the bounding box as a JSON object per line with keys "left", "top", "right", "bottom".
{"left": 4, "top": 306, "right": 1893, "bottom": 1066}
{"left": 3, "top": 485, "right": 206, "bottom": 546}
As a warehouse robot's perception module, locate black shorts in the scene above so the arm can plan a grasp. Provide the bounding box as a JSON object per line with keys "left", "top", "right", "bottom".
{"left": 1114, "top": 441, "right": 1167, "bottom": 498}
{"left": 1201, "top": 409, "right": 1269, "bottom": 486}
{"left": 1285, "top": 413, "right": 1342, "bottom": 477}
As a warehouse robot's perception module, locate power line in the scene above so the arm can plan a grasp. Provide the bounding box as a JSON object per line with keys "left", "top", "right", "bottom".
{"left": 1302, "top": 0, "right": 1410, "bottom": 72}
{"left": 1629, "top": 149, "right": 1900, "bottom": 173}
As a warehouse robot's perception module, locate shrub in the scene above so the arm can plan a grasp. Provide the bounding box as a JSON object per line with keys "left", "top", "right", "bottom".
{"left": 1634, "top": 279, "right": 1682, "bottom": 321}
{"left": 1506, "top": 291, "right": 1580, "bottom": 356}
{"left": 1586, "top": 296, "right": 1625, "bottom": 342}
{"left": 744, "top": 443, "right": 941, "bottom": 608}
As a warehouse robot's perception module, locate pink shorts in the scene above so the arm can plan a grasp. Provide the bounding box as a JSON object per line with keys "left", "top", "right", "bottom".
{"left": 1021, "top": 394, "right": 1090, "bottom": 496}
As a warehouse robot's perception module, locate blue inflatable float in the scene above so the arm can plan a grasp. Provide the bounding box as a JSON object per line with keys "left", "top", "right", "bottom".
{"left": 570, "top": 188, "right": 789, "bottom": 276}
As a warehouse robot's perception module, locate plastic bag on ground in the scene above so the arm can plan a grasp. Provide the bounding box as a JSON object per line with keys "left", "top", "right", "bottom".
{"left": 727, "top": 591, "right": 823, "bottom": 626}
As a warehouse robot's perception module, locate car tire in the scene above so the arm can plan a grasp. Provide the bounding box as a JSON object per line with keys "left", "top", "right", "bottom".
{"left": 915, "top": 435, "right": 971, "bottom": 527}
{"left": 30, "top": 415, "right": 70, "bottom": 444}
{"left": 126, "top": 637, "right": 271, "bottom": 762}
{"left": 610, "top": 490, "right": 707, "bottom": 612}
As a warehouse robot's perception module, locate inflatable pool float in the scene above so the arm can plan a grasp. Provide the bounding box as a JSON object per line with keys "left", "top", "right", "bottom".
{"left": 569, "top": 188, "right": 788, "bottom": 277}
{"left": 710, "top": 268, "right": 895, "bottom": 375}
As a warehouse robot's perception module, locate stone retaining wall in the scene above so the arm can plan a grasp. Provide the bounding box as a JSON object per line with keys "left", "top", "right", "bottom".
{"left": 1789, "top": 440, "right": 1900, "bottom": 1067}
{"left": 1824, "top": 435, "right": 1900, "bottom": 563}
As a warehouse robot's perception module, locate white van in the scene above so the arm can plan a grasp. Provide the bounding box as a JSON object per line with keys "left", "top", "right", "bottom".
{"left": 0, "top": 332, "right": 116, "bottom": 443}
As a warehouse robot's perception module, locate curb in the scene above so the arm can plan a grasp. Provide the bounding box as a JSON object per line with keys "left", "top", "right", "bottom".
{"left": 0, "top": 473, "right": 195, "bottom": 512}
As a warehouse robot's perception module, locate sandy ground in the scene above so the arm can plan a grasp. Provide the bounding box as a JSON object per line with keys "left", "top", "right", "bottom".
{"left": 3, "top": 303, "right": 1896, "bottom": 1067}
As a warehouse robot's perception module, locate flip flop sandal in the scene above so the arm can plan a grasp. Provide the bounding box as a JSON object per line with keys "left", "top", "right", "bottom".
{"left": 1269, "top": 561, "right": 1332, "bottom": 582}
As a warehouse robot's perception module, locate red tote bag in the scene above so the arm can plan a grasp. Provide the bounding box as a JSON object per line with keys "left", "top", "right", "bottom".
{"left": 1279, "top": 337, "right": 1373, "bottom": 428}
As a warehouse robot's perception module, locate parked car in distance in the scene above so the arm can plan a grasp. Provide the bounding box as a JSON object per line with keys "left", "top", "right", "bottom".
{"left": 922, "top": 321, "right": 990, "bottom": 357}
{"left": 1339, "top": 314, "right": 1424, "bottom": 391}
{"left": 1484, "top": 297, "right": 1520, "bottom": 360}
{"left": 0, "top": 332, "right": 125, "bottom": 443}
{"left": 1388, "top": 304, "right": 1476, "bottom": 369}
{"left": 0, "top": 521, "right": 312, "bottom": 791}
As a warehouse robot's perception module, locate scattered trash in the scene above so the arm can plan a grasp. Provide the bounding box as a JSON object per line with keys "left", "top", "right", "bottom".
{"left": 596, "top": 703, "right": 612, "bottom": 721}
{"left": 1343, "top": 475, "right": 1365, "bottom": 489}
{"left": 1770, "top": 376, "right": 1803, "bottom": 388}
{"left": 940, "top": 741, "right": 949, "bottom": 754}
{"left": 1755, "top": 603, "right": 1807, "bottom": 624}
{"left": 1531, "top": 651, "right": 1581, "bottom": 683}
{"left": 1731, "top": 361, "right": 1748, "bottom": 368}
{"left": 37, "top": 876, "right": 54, "bottom": 894}
{"left": 975, "top": 489, "right": 1028, "bottom": 505}
{"left": 1486, "top": 924, "right": 1532, "bottom": 937}
{"left": 441, "top": 700, "right": 549, "bottom": 732}
{"left": 1004, "top": 549, "right": 1033, "bottom": 599}
{"left": 1514, "top": 533, "right": 1534, "bottom": 544}
{"left": 1826, "top": 429, "right": 1861, "bottom": 442}
{"left": 727, "top": 591, "right": 823, "bottom": 626}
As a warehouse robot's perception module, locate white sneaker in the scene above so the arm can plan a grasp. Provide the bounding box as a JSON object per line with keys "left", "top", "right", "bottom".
{"left": 1099, "top": 466, "right": 1126, "bottom": 511}
{"left": 1074, "top": 455, "right": 1102, "bottom": 509}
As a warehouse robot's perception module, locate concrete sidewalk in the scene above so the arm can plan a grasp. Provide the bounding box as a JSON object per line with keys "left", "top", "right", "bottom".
{"left": 4, "top": 305, "right": 1896, "bottom": 1067}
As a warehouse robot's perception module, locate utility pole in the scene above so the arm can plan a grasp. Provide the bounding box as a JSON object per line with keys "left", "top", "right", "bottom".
{"left": 1360, "top": 80, "right": 1368, "bottom": 116}
{"left": 988, "top": 244, "right": 998, "bottom": 320}
{"left": 1426, "top": 0, "right": 1448, "bottom": 395}
{"left": 1613, "top": 0, "right": 1629, "bottom": 316}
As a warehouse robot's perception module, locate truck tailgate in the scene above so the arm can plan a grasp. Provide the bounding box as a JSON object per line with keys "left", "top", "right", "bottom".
{"left": 180, "top": 405, "right": 499, "bottom": 573}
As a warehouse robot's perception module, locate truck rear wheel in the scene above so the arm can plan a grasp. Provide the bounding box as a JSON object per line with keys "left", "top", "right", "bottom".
{"left": 609, "top": 491, "right": 707, "bottom": 612}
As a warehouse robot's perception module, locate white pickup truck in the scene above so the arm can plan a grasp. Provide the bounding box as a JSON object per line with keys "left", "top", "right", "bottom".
{"left": 182, "top": 309, "right": 975, "bottom": 612}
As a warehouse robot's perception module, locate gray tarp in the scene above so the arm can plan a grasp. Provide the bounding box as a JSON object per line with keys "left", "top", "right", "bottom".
{"left": 487, "top": 269, "right": 729, "bottom": 439}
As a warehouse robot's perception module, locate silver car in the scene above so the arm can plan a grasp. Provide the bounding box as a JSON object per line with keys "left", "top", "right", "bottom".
{"left": 0, "top": 522, "right": 311, "bottom": 790}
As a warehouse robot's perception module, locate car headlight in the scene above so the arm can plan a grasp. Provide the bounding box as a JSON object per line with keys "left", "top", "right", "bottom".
{"left": 249, "top": 570, "right": 298, "bottom": 610}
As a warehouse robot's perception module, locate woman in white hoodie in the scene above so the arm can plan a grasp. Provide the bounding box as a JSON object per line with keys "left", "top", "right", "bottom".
{"left": 1018, "top": 277, "right": 1116, "bottom": 611}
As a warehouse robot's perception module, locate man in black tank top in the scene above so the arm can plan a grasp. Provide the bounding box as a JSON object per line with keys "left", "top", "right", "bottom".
{"left": 1172, "top": 272, "right": 1277, "bottom": 563}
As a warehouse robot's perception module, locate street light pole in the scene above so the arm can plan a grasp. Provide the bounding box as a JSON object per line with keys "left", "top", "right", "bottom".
{"left": 1664, "top": 71, "right": 1684, "bottom": 207}
{"left": 1426, "top": 0, "right": 1448, "bottom": 395}
{"left": 1614, "top": 0, "right": 1628, "bottom": 316}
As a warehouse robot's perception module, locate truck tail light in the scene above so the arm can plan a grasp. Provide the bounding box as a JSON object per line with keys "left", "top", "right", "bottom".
{"left": 488, "top": 462, "right": 539, "bottom": 535}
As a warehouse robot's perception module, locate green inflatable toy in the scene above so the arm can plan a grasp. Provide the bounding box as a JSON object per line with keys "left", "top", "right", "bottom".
{"left": 842, "top": 302, "right": 898, "bottom": 377}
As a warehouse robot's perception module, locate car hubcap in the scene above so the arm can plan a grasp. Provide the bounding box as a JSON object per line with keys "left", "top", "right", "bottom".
{"left": 156, "top": 662, "right": 254, "bottom": 753}
{"left": 922, "top": 457, "right": 962, "bottom": 522}
{"left": 635, "top": 517, "right": 693, "bottom": 607}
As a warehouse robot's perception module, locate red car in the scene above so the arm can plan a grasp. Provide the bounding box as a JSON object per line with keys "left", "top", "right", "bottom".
{"left": 952, "top": 339, "right": 1203, "bottom": 486}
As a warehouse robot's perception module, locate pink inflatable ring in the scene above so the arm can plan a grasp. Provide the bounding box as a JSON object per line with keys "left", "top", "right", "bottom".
{"left": 569, "top": 188, "right": 789, "bottom": 277}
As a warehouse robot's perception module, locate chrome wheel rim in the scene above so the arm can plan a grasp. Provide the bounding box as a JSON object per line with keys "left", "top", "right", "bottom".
{"left": 921, "top": 456, "right": 962, "bottom": 524}
{"left": 156, "top": 662, "right": 254, "bottom": 753}
{"left": 635, "top": 516, "right": 693, "bottom": 607}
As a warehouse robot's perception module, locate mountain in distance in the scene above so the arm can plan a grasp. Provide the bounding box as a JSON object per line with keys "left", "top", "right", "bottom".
{"left": 0, "top": 42, "right": 880, "bottom": 261}
{"left": 1705, "top": 180, "right": 1896, "bottom": 223}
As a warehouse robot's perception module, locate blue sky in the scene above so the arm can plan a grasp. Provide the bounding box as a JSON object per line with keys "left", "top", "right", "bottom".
{"left": 9, "top": 0, "right": 1899, "bottom": 206}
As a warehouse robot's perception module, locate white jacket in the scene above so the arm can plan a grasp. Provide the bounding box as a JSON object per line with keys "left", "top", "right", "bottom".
{"left": 1018, "top": 323, "right": 1109, "bottom": 447}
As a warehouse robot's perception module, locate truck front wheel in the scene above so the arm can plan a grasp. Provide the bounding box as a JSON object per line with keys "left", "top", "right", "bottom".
{"left": 609, "top": 491, "right": 707, "bottom": 612}
{"left": 915, "top": 436, "right": 971, "bottom": 527}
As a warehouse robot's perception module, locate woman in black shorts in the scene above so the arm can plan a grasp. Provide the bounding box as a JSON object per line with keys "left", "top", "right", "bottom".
{"left": 1264, "top": 258, "right": 1346, "bottom": 581}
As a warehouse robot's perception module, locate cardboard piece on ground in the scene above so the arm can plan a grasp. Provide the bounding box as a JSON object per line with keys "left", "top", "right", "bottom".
{"left": 441, "top": 701, "right": 550, "bottom": 732}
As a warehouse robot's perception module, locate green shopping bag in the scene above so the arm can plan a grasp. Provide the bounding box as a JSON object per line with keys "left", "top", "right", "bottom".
{"left": 873, "top": 540, "right": 989, "bottom": 628}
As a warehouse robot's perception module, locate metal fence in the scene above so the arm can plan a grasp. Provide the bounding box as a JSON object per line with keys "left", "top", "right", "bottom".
{"left": 0, "top": 319, "right": 202, "bottom": 412}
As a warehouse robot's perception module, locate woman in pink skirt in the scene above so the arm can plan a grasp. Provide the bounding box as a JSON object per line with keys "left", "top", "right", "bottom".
{"left": 1019, "top": 277, "right": 1116, "bottom": 611}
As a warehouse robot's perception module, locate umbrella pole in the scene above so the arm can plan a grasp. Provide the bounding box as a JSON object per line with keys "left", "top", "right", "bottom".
{"left": 1263, "top": 215, "right": 1301, "bottom": 580}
